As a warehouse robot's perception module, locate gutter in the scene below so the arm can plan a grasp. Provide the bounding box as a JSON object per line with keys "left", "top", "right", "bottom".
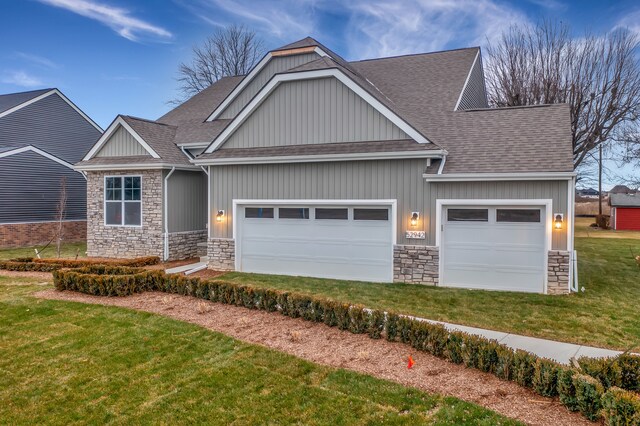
{"left": 163, "top": 167, "right": 176, "bottom": 261}
{"left": 423, "top": 172, "right": 577, "bottom": 182}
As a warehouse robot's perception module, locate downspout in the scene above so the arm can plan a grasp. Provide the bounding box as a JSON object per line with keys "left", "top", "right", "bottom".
{"left": 570, "top": 175, "right": 579, "bottom": 292}
{"left": 437, "top": 155, "right": 447, "bottom": 174}
{"left": 163, "top": 167, "right": 176, "bottom": 261}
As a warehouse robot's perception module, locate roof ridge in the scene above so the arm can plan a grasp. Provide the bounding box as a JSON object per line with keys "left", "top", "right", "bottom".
{"left": 122, "top": 114, "right": 175, "bottom": 127}
{"left": 461, "top": 103, "right": 569, "bottom": 112}
{"left": 0, "top": 87, "right": 55, "bottom": 97}
{"left": 350, "top": 47, "right": 480, "bottom": 64}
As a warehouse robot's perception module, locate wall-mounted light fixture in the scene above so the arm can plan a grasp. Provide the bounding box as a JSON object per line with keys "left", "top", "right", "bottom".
{"left": 554, "top": 213, "right": 564, "bottom": 230}
{"left": 410, "top": 212, "right": 419, "bottom": 227}
{"left": 216, "top": 210, "right": 225, "bottom": 223}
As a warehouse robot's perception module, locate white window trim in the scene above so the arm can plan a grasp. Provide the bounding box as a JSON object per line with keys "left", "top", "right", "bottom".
{"left": 103, "top": 175, "right": 143, "bottom": 228}
{"left": 204, "top": 68, "right": 431, "bottom": 154}
{"left": 435, "top": 199, "right": 553, "bottom": 294}
{"left": 83, "top": 116, "right": 160, "bottom": 161}
{"left": 231, "top": 199, "right": 397, "bottom": 280}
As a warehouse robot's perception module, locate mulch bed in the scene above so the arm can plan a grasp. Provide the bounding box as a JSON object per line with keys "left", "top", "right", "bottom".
{"left": 35, "top": 289, "right": 591, "bottom": 426}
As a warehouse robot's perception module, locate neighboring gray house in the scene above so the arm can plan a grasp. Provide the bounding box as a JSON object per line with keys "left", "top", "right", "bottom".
{"left": 77, "top": 37, "right": 576, "bottom": 294}
{"left": 0, "top": 89, "right": 102, "bottom": 248}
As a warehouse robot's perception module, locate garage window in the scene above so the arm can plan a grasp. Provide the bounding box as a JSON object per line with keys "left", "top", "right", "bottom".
{"left": 245, "top": 207, "right": 274, "bottom": 218}
{"left": 279, "top": 207, "right": 310, "bottom": 219}
{"left": 354, "top": 208, "right": 388, "bottom": 221}
{"left": 315, "top": 208, "right": 348, "bottom": 220}
{"left": 497, "top": 209, "right": 541, "bottom": 223}
{"left": 447, "top": 208, "right": 488, "bottom": 222}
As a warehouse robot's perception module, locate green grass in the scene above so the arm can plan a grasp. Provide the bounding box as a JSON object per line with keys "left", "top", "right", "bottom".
{"left": 575, "top": 216, "right": 640, "bottom": 239}
{"left": 0, "top": 242, "right": 87, "bottom": 260}
{"left": 0, "top": 278, "right": 517, "bottom": 425}
{"left": 221, "top": 237, "right": 640, "bottom": 351}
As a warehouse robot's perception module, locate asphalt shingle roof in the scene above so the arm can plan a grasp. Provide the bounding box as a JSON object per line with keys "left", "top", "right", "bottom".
{"left": 610, "top": 193, "right": 640, "bottom": 207}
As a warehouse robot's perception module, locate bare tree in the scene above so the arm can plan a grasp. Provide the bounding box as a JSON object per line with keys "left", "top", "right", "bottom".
{"left": 485, "top": 21, "right": 640, "bottom": 169}
{"left": 54, "top": 177, "right": 67, "bottom": 258}
{"left": 175, "top": 25, "right": 265, "bottom": 100}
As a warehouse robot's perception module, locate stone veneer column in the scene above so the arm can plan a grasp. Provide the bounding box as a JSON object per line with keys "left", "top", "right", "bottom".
{"left": 86, "top": 170, "right": 164, "bottom": 258}
{"left": 207, "top": 238, "right": 235, "bottom": 270}
{"left": 393, "top": 245, "right": 439, "bottom": 285}
{"left": 547, "top": 250, "right": 571, "bottom": 294}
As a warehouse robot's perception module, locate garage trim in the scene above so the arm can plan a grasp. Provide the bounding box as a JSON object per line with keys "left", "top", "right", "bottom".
{"left": 435, "top": 199, "right": 553, "bottom": 293}
{"left": 232, "top": 199, "right": 398, "bottom": 279}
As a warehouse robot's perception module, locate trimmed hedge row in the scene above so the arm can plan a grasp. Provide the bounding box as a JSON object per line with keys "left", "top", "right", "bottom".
{"left": 0, "top": 256, "right": 160, "bottom": 272}
{"left": 53, "top": 269, "right": 640, "bottom": 424}
{"left": 579, "top": 355, "right": 640, "bottom": 393}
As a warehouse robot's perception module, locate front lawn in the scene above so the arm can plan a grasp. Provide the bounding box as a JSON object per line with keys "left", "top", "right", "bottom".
{"left": 0, "top": 241, "right": 87, "bottom": 260}
{"left": 0, "top": 278, "right": 516, "bottom": 425}
{"left": 222, "top": 236, "right": 640, "bottom": 350}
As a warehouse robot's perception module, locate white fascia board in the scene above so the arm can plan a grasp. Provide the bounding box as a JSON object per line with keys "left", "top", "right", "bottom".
{"left": 423, "top": 172, "right": 576, "bottom": 182}
{"left": 453, "top": 49, "right": 480, "bottom": 111}
{"left": 177, "top": 142, "right": 210, "bottom": 148}
{"left": 0, "top": 145, "right": 79, "bottom": 171}
{"left": 192, "top": 150, "right": 446, "bottom": 166}
{"left": 82, "top": 116, "right": 161, "bottom": 161}
{"left": 0, "top": 89, "right": 103, "bottom": 132}
{"left": 75, "top": 163, "right": 197, "bottom": 171}
{"left": 206, "top": 46, "right": 331, "bottom": 122}
{"left": 205, "top": 68, "right": 431, "bottom": 154}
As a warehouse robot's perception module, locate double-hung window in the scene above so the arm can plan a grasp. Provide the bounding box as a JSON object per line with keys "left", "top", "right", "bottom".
{"left": 105, "top": 176, "right": 142, "bottom": 226}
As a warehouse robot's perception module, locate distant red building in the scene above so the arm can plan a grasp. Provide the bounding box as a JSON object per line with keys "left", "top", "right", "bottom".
{"left": 610, "top": 194, "right": 640, "bottom": 231}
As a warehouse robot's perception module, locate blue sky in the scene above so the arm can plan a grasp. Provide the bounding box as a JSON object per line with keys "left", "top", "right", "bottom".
{"left": 1, "top": 0, "right": 639, "bottom": 186}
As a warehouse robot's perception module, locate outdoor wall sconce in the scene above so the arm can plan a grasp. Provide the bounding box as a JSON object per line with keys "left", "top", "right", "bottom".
{"left": 554, "top": 213, "right": 564, "bottom": 230}
{"left": 216, "top": 210, "right": 225, "bottom": 222}
{"left": 410, "top": 212, "right": 419, "bottom": 227}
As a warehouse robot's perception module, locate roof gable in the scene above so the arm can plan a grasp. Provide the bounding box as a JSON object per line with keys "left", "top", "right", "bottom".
{"left": 95, "top": 125, "right": 152, "bottom": 157}
{"left": 83, "top": 116, "right": 160, "bottom": 161}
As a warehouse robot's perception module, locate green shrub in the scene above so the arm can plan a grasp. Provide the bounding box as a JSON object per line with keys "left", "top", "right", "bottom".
{"left": 477, "top": 339, "right": 499, "bottom": 373}
{"left": 334, "top": 302, "right": 350, "bottom": 331}
{"left": 532, "top": 358, "right": 561, "bottom": 397}
{"left": 461, "top": 334, "right": 482, "bottom": 369}
{"left": 53, "top": 268, "right": 164, "bottom": 297}
{"left": 557, "top": 368, "right": 579, "bottom": 411}
{"left": 385, "top": 312, "right": 400, "bottom": 341}
{"left": 1, "top": 256, "right": 160, "bottom": 272}
{"left": 601, "top": 387, "right": 640, "bottom": 426}
{"left": 368, "top": 309, "right": 385, "bottom": 339}
{"left": 512, "top": 349, "right": 536, "bottom": 388}
{"left": 322, "top": 300, "right": 338, "bottom": 327}
{"left": 348, "top": 306, "right": 369, "bottom": 334}
{"left": 579, "top": 356, "right": 623, "bottom": 389}
{"left": 573, "top": 373, "right": 604, "bottom": 421}
{"left": 397, "top": 316, "right": 413, "bottom": 345}
{"left": 618, "top": 354, "right": 640, "bottom": 392}
{"left": 446, "top": 331, "right": 464, "bottom": 364}
{"left": 495, "top": 346, "right": 515, "bottom": 381}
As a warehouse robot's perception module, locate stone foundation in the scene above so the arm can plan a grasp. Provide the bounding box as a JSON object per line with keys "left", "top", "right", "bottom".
{"left": 86, "top": 170, "right": 163, "bottom": 259}
{"left": 167, "top": 230, "right": 207, "bottom": 260}
{"left": 0, "top": 220, "right": 86, "bottom": 248}
{"left": 207, "top": 238, "right": 235, "bottom": 270}
{"left": 547, "top": 250, "right": 571, "bottom": 294}
{"left": 393, "top": 245, "right": 439, "bottom": 285}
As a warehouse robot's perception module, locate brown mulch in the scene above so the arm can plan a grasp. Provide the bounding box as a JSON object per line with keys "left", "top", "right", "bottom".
{"left": 184, "top": 269, "right": 227, "bottom": 279}
{"left": 35, "top": 290, "right": 590, "bottom": 426}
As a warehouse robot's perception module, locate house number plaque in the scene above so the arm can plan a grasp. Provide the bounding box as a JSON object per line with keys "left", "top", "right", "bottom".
{"left": 405, "top": 231, "right": 426, "bottom": 239}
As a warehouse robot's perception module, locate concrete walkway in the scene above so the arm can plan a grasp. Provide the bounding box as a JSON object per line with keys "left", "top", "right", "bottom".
{"left": 413, "top": 316, "right": 623, "bottom": 364}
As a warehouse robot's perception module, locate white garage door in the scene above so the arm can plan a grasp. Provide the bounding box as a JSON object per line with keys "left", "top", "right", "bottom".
{"left": 441, "top": 205, "right": 547, "bottom": 293}
{"left": 236, "top": 203, "right": 394, "bottom": 282}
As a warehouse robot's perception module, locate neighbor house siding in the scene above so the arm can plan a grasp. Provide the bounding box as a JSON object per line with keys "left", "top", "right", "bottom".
{"left": 96, "top": 125, "right": 149, "bottom": 157}
{"left": 219, "top": 52, "right": 320, "bottom": 119}
{"left": 209, "top": 160, "right": 569, "bottom": 250}
{"left": 166, "top": 170, "right": 207, "bottom": 233}
{"left": 0, "top": 151, "right": 86, "bottom": 223}
{"left": 221, "top": 77, "right": 409, "bottom": 149}
{"left": 456, "top": 53, "right": 488, "bottom": 110}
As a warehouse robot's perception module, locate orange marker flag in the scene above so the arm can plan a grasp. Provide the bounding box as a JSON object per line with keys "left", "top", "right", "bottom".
{"left": 407, "top": 355, "right": 415, "bottom": 369}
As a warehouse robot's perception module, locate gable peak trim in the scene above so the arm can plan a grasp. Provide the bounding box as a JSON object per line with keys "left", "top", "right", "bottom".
{"left": 0, "top": 145, "right": 83, "bottom": 176}
{"left": 82, "top": 116, "right": 160, "bottom": 161}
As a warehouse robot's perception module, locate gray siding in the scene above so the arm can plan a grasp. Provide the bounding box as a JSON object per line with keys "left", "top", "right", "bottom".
{"left": 96, "top": 125, "right": 149, "bottom": 157}
{"left": 209, "top": 160, "right": 569, "bottom": 249}
{"left": 222, "top": 77, "right": 409, "bottom": 149}
{"left": 0, "top": 92, "right": 101, "bottom": 163}
{"left": 456, "top": 54, "right": 488, "bottom": 110}
{"left": 0, "top": 151, "right": 86, "bottom": 223}
{"left": 167, "top": 170, "right": 207, "bottom": 232}
{"left": 219, "top": 52, "right": 320, "bottom": 119}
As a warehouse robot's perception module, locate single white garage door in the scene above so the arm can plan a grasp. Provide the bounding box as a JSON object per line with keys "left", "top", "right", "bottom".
{"left": 441, "top": 205, "right": 547, "bottom": 293}
{"left": 236, "top": 203, "right": 393, "bottom": 282}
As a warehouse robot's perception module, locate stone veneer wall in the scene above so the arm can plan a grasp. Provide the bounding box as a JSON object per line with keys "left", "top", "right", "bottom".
{"left": 86, "top": 170, "right": 163, "bottom": 259}
{"left": 0, "top": 220, "right": 86, "bottom": 248}
{"left": 207, "top": 238, "right": 235, "bottom": 270}
{"left": 167, "top": 230, "right": 207, "bottom": 261}
{"left": 547, "top": 250, "right": 571, "bottom": 295}
{"left": 393, "top": 245, "right": 439, "bottom": 285}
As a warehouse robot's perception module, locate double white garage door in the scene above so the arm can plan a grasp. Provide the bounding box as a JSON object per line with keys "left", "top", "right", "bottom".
{"left": 236, "top": 203, "right": 394, "bottom": 282}
{"left": 235, "top": 201, "right": 548, "bottom": 292}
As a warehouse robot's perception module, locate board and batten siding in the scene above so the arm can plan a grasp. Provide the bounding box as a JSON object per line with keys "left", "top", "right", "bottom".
{"left": 96, "top": 125, "right": 149, "bottom": 157}
{"left": 166, "top": 170, "right": 207, "bottom": 233}
{"left": 209, "top": 160, "right": 569, "bottom": 250}
{"left": 221, "top": 77, "right": 409, "bottom": 149}
{"left": 219, "top": 52, "right": 320, "bottom": 119}
{"left": 0, "top": 151, "right": 86, "bottom": 223}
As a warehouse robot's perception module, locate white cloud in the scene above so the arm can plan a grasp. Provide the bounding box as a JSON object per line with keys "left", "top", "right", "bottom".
{"left": 616, "top": 9, "right": 640, "bottom": 38}
{"left": 37, "top": 0, "right": 172, "bottom": 42}
{"left": 16, "top": 52, "right": 60, "bottom": 69}
{"left": 524, "top": 0, "right": 567, "bottom": 10}
{"left": 1, "top": 71, "right": 44, "bottom": 88}
{"left": 338, "top": 0, "right": 531, "bottom": 59}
